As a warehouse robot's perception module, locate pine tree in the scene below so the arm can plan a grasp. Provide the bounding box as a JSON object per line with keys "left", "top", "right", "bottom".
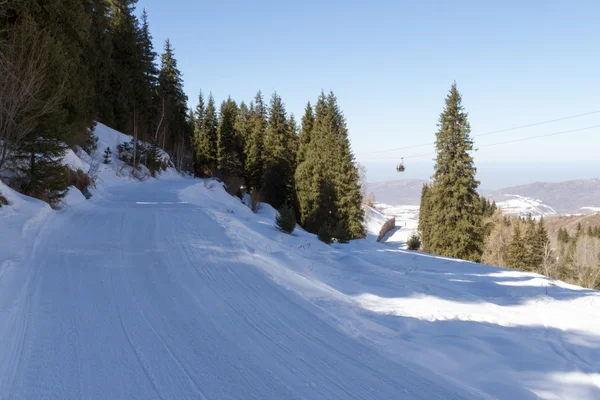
{"left": 217, "top": 97, "right": 241, "bottom": 176}
{"left": 135, "top": 8, "right": 158, "bottom": 141}
{"left": 108, "top": 0, "right": 140, "bottom": 133}
{"left": 103, "top": 147, "right": 112, "bottom": 164}
{"left": 157, "top": 39, "right": 191, "bottom": 170}
{"left": 234, "top": 101, "right": 251, "bottom": 174}
{"left": 296, "top": 93, "right": 336, "bottom": 233}
{"left": 295, "top": 92, "right": 364, "bottom": 239}
{"left": 275, "top": 203, "right": 297, "bottom": 234}
{"left": 244, "top": 91, "right": 267, "bottom": 189}
{"left": 192, "top": 91, "right": 206, "bottom": 175}
{"left": 262, "top": 92, "right": 296, "bottom": 209}
{"left": 508, "top": 224, "right": 528, "bottom": 270}
{"left": 325, "top": 91, "right": 365, "bottom": 239}
{"left": 423, "top": 83, "right": 483, "bottom": 262}
{"left": 297, "top": 102, "right": 314, "bottom": 164}
{"left": 195, "top": 93, "right": 218, "bottom": 174}
{"left": 85, "top": 0, "right": 114, "bottom": 126}
{"left": 418, "top": 183, "right": 433, "bottom": 252}
{"left": 523, "top": 215, "right": 539, "bottom": 270}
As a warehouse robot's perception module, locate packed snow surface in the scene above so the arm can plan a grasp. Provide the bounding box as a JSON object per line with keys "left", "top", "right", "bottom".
{"left": 2, "top": 174, "right": 600, "bottom": 398}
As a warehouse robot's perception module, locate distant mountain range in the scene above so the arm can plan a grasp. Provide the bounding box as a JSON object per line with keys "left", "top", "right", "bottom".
{"left": 487, "top": 179, "right": 600, "bottom": 215}
{"left": 368, "top": 178, "right": 600, "bottom": 216}
{"left": 366, "top": 179, "right": 428, "bottom": 205}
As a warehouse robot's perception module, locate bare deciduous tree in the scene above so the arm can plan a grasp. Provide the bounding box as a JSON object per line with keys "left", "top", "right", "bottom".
{"left": 0, "top": 17, "right": 66, "bottom": 171}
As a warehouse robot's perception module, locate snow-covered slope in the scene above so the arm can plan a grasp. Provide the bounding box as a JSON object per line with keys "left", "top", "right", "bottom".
{"left": 495, "top": 194, "right": 557, "bottom": 217}
{"left": 375, "top": 203, "right": 420, "bottom": 247}
{"left": 1, "top": 125, "right": 600, "bottom": 399}
{"left": 362, "top": 205, "right": 392, "bottom": 238}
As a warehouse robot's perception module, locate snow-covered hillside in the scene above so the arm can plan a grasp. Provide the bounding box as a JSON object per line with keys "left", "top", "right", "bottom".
{"left": 375, "top": 203, "right": 420, "bottom": 247}
{"left": 495, "top": 194, "right": 557, "bottom": 217}
{"left": 1, "top": 127, "right": 600, "bottom": 399}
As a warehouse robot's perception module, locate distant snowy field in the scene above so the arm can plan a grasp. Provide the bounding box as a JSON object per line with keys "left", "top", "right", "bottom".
{"left": 1, "top": 123, "right": 599, "bottom": 399}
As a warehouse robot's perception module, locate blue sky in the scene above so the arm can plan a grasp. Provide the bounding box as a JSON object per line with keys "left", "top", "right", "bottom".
{"left": 137, "top": 0, "right": 600, "bottom": 186}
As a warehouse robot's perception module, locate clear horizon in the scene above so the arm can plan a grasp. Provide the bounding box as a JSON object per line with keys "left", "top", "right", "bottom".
{"left": 137, "top": 0, "right": 600, "bottom": 184}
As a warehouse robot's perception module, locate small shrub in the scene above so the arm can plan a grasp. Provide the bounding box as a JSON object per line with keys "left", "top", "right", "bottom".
{"left": 407, "top": 233, "right": 421, "bottom": 250}
{"left": 318, "top": 223, "right": 333, "bottom": 244}
{"left": 103, "top": 147, "right": 112, "bottom": 164}
{"left": 276, "top": 204, "right": 296, "bottom": 234}
{"left": 84, "top": 132, "right": 99, "bottom": 155}
{"left": 0, "top": 193, "right": 8, "bottom": 207}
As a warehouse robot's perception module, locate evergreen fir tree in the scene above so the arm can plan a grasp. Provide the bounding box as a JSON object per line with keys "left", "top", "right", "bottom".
{"left": 508, "top": 225, "right": 528, "bottom": 270}
{"left": 217, "top": 97, "right": 241, "bottom": 176}
{"left": 195, "top": 93, "right": 218, "bottom": 174}
{"left": 423, "top": 83, "right": 483, "bottom": 262}
{"left": 275, "top": 203, "right": 297, "bottom": 234}
{"left": 262, "top": 92, "right": 296, "bottom": 209}
{"left": 103, "top": 147, "right": 112, "bottom": 164}
{"left": 234, "top": 101, "right": 251, "bottom": 174}
{"left": 85, "top": 0, "right": 114, "bottom": 126}
{"left": 244, "top": 91, "right": 267, "bottom": 189}
{"left": 523, "top": 215, "right": 539, "bottom": 270}
{"left": 295, "top": 93, "right": 336, "bottom": 234}
{"left": 135, "top": 8, "right": 158, "bottom": 141}
{"left": 325, "top": 91, "right": 365, "bottom": 239}
{"left": 157, "top": 39, "right": 191, "bottom": 169}
{"left": 418, "top": 183, "right": 433, "bottom": 252}
{"left": 297, "top": 102, "right": 314, "bottom": 164}
{"left": 108, "top": 0, "right": 140, "bottom": 133}
{"left": 295, "top": 92, "right": 364, "bottom": 239}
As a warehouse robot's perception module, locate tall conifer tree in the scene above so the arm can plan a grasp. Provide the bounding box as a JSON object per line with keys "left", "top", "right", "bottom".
{"left": 217, "top": 97, "right": 241, "bottom": 176}
{"left": 244, "top": 91, "right": 267, "bottom": 189}
{"left": 421, "top": 83, "right": 483, "bottom": 261}
{"left": 297, "top": 102, "right": 314, "bottom": 164}
{"left": 262, "top": 92, "right": 296, "bottom": 209}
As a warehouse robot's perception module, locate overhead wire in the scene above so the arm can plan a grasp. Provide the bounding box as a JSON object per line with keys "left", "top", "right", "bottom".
{"left": 364, "top": 124, "right": 600, "bottom": 161}
{"left": 357, "top": 110, "right": 600, "bottom": 157}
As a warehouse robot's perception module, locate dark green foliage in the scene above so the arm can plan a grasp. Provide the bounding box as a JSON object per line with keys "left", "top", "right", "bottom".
{"left": 297, "top": 102, "right": 314, "bottom": 164}
{"left": 508, "top": 225, "right": 528, "bottom": 270}
{"left": 558, "top": 227, "right": 571, "bottom": 243}
{"left": 195, "top": 93, "right": 218, "bottom": 175}
{"left": 407, "top": 234, "right": 422, "bottom": 251}
{"left": 418, "top": 83, "right": 483, "bottom": 262}
{"left": 107, "top": 0, "right": 140, "bottom": 133}
{"left": 523, "top": 215, "right": 540, "bottom": 270}
{"left": 480, "top": 196, "right": 497, "bottom": 218}
{"left": 244, "top": 91, "right": 267, "bottom": 189}
{"left": 318, "top": 222, "right": 333, "bottom": 244}
{"left": 157, "top": 39, "right": 191, "bottom": 170}
{"left": 332, "top": 220, "right": 350, "bottom": 244}
{"left": 418, "top": 184, "right": 433, "bottom": 251}
{"left": 13, "top": 138, "right": 69, "bottom": 206}
{"left": 275, "top": 203, "right": 296, "bottom": 234}
{"left": 261, "top": 93, "right": 297, "bottom": 210}
{"left": 217, "top": 97, "right": 242, "bottom": 176}
{"left": 295, "top": 92, "right": 365, "bottom": 240}
{"left": 103, "top": 147, "right": 112, "bottom": 164}
{"left": 83, "top": 130, "right": 99, "bottom": 156}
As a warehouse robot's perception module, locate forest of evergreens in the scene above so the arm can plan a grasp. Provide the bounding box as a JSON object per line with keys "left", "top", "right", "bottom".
{"left": 0, "top": 0, "right": 365, "bottom": 241}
